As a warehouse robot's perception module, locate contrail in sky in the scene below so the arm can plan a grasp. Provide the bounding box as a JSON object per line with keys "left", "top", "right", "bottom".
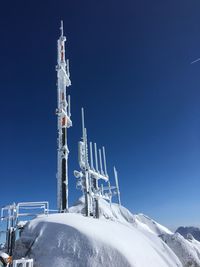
{"left": 191, "top": 58, "right": 200, "bottom": 64}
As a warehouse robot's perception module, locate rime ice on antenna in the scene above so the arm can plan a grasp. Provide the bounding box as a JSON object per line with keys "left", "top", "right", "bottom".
{"left": 56, "top": 20, "right": 72, "bottom": 212}
{"left": 114, "top": 166, "right": 121, "bottom": 205}
{"left": 74, "top": 108, "right": 122, "bottom": 218}
{"left": 74, "top": 108, "right": 110, "bottom": 218}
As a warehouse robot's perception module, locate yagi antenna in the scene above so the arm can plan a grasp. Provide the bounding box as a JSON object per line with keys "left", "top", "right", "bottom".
{"left": 191, "top": 57, "right": 200, "bottom": 64}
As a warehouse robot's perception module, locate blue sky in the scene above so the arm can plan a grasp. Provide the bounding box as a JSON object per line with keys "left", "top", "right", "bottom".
{"left": 0, "top": 0, "right": 200, "bottom": 228}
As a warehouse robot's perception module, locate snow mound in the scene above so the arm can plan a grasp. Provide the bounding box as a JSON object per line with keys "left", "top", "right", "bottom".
{"left": 14, "top": 199, "right": 182, "bottom": 267}
{"left": 69, "top": 197, "right": 134, "bottom": 225}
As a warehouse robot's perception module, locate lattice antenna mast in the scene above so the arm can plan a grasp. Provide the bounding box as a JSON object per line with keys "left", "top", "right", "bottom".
{"left": 56, "top": 20, "right": 72, "bottom": 212}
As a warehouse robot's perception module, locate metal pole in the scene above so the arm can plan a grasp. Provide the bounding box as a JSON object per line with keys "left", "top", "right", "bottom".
{"left": 68, "top": 95, "right": 71, "bottom": 117}
{"left": 102, "top": 146, "right": 108, "bottom": 176}
{"left": 81, "top": 108, "right": 85, "bottom": 140}
{"left": 90, "top": 142, "right": 94, "bottom": 170}
{"left": 94, "top": 143, "right": 99, "bottom": 172}
{"left": 114, "top": 166, "right": 121, "bottom": 206}
{"left": 99, "top": 149, "right": 103, "bottom": 174}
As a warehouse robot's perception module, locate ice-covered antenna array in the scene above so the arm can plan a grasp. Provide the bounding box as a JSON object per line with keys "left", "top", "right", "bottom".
{"left": 56, "top": 20, "right": 72, "bottom": 212}
{"left": 74, "top": 108, "right": 122, "bottom": 218}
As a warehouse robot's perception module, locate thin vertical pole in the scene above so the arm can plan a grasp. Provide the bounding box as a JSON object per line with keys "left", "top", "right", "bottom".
{"left": 81, "top": 108, "right": 85, "bottom": 140}
{"left": 68, "top": 95, "right": 71, "bottom": 117}
{"left": 99, "top": 149, "right": 103, "bottom": 174}
{"left": 102, "top": 146, "right": 108, "bottom": 176}
{"left": 114, "top": 166, "right": 121, "bottom": 206}
{"left": 90, "top": 142, "right": 94, "bottom": 170}
{"left": 94, "top": 143, "right": 99, "bottom": 172}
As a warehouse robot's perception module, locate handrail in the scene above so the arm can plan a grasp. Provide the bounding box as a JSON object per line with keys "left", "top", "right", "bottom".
{"left": 12, "top": 258, "right": 33, "bottom": 267}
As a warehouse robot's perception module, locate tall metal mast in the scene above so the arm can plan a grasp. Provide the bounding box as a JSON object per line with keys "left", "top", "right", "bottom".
{"left": 56, "top": 21, "right": 72, "bottom": 212}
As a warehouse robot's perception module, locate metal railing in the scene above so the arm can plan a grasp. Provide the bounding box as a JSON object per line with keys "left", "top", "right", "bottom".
{"left": 1, "top": 202, "right": 49, "bottom": 226}
{"left": 12, "top": 258, "right": 33, "bottom": 267}
{"left": 0, "top": 201, "right": 49, "bottom": 252}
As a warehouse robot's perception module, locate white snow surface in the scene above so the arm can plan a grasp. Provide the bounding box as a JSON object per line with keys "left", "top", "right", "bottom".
{"left": 14, "top": 198, "right": 199, "bottom": 267}
{"left": 161, "top": 233, "right": 200, "bottom": 267}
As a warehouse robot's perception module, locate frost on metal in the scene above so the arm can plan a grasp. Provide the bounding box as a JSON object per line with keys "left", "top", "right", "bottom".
{"left": 56, "top": 20, "right": 72, "bottom": 212}
{"left": 74, "top": 108, "right": 121, "bottom": 218}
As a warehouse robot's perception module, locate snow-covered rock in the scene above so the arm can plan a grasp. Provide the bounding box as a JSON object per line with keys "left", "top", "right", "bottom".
{"left": 176, "top": 226, "right": 200, "bottom": 242}
{"left": 161, "top": 233, "right": 200, "bottom": 267}
{"left": 15, "top": 212, "right": 183, "bottom": 267}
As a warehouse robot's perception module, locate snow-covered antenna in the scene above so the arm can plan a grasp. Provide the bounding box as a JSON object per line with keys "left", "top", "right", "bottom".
{"left": 81, "top": 107, "right": 85, "bottom": 139}
{"left": 84, "top": 127, "right": 89, "bottom": 167}
{"left": 99, "top": 149, "right": 103, "bottom": 175}
{"left": 74, "top": 109, "right": 109, "bottom": 218}
{"left": 68, "top": 95, "right": 71, "bottom": 117}
{"left": 81, "top": 108, "right": 89, "bottom": 169}
{"left": 114, "top": 166, "right": 121, "bottom": 206}
{"left": 60, "top": 20, "right": 64, "bottom": 37}
{"left": 76, "top": 108, "right": 91, "bottom": 216}
{"left": 102, "top": 146, "right": 108, "bottom": 177}
{"left": 94, "top": 143, "right": 99, "bottom": 172}
{"left": 90, "top": 142, "right": 94, "bottom": 170}
{"left": 108, "top": 180, "right": 112, "bottom": 206}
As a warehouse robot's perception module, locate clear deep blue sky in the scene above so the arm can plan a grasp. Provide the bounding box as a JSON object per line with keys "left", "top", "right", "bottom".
{"left": 0, "top": 0, "right": 200, "bottom": 228}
